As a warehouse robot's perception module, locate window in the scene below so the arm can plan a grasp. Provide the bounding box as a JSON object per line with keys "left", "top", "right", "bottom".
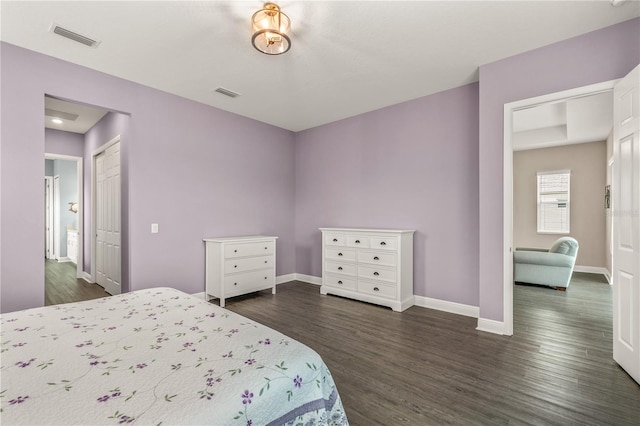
{"left": 537, "top": 171, "right": 570, "bottom": 234}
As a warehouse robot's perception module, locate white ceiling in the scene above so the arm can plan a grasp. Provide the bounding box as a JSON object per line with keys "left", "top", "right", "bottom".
{"left": 512, "top": 91, "right": 613, "bottom": 151}
{"left": 2, "top": 1, "right": 639, "bottom": 132}
{"left": 45, "top": 96, "right": 108, "bottom": 134}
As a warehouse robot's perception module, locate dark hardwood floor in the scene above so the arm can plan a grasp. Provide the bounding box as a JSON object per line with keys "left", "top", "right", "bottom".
{"left": 45, "top": 259, "right": 111, "bottom": 306}
{"left": 221, "top": 274, "right": 640, "bottom": 425}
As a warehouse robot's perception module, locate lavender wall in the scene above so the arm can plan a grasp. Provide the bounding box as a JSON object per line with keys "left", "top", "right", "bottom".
{"left": 295, "top": 83, "right": 480, "bottom": 306}
{"left": 44, "top": 128, "right": 84, "bottom": 157}
{"left": 0, "top": 42, "right": 295, "bottom": 312}
{"left": 478, "top": 18, "right": 640, "bottom": 321}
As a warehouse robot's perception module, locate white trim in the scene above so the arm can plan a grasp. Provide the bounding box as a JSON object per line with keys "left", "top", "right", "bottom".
{"left": 276, "top": 273, "right": 296, "bottom": 284}
{"left": 91, "top": 135, "right": 121, "bottom": 284}
{"left": 414, "top": 296, "right": 479, "bottom": 318}
{"left": 57, "top": 257, "right": 72, "bottom": 263}
{"left": 476, "top": 318, "right": 507, "bottom": 335}
{"left": 573, "top": 265, "right": 611, "bottom": 282}
{"left": 44, "top": 176, "right": 54, "bottom": 259}
{"left": 45, "top": 153, "right": 84, "bottom": 281}
{"left": 80, "top": 271, "right": 92, "bottom": 283}
{"left": 503, "top": 79, "right": 618, "bottom": 338}
{"left": 293, "top": 273, "right": 322, "bottom": 285}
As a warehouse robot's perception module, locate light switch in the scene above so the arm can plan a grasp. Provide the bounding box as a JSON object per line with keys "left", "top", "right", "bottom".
{"left": 151, "top": 223, "right": 159, "bottom": 233}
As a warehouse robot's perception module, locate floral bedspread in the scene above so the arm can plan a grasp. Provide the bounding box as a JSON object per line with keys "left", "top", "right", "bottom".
{"left": 0, "top": 287, "right": 348, "bottom": 425}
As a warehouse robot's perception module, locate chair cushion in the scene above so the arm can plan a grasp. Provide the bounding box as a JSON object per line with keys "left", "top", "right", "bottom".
{"left": 549, "top": 237, "right": 579, "bottom": 256}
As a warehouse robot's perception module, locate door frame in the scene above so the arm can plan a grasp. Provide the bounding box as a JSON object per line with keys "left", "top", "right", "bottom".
{"left": 502, "top": 79, "right": 618, "bottom": 336}
{"left": 44, "top": 176, "right": 54, "bottom": 259}
{"left": 44, "top": 153, "right": 84, "bottom": 279}
{"left": 91, "top": 134, "right": 121, "bottom": 284}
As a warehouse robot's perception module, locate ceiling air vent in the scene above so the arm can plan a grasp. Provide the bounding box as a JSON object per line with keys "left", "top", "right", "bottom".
{"left": 214, "top": 87, "right": 240, "bottom": 98}
{"left": 50, "top": 23, "right": 101, "bottom": 48}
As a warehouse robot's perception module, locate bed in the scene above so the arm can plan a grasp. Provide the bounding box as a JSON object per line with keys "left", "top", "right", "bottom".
{"left": 0, "top": 287, "right": 348, "bottom": 425}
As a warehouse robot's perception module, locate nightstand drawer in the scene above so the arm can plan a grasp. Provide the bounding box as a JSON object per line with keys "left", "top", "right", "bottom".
{"left": 225, "top": 255, "right": 272, "bottom": 274}
{"left": 224, "top": 270, "right": 275, "bottom": 294}
{"left": 224, "top": 241, "right": 274, "bottom": 258}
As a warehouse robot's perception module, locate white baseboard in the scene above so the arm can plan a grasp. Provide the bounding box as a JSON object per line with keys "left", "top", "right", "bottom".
{"left": 80, "top": 271, "right": 93, "bottom": 283}
{"left": 57, "top": 257, "right": 71, "bottom": 263}
{"left": 292, "top": 273, "right": 322, "bottom": 286}
{"left": 276, "top": 273, "right": 296, "bottom": 285}
{"left": 414, "top": 295, "right": 479, "bottom": 318}
{"left": 574, "top": 265, "right": 611, "bottom": 284}
{"left": 476, "top": 318, "right": 507, "bottom": 335}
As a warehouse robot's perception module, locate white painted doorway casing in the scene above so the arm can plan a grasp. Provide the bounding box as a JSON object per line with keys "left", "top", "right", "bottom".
{"left": 44, "top": 154, "right": 85, "bottom": 280}
{"left": 92, "top": 136, "right": 121, "bottom": 295}
{"left": 612, "top": 64, "right": 640, "bottom": 384}
{"left": 500, "top": 79, "right": 618, "bottom": 337}
{"left": 44, "top": 176, "right": 54, "bottom": 259}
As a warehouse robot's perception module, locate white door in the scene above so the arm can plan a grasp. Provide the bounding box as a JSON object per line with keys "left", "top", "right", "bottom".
{"left": 96, "top": 142, "right": 121, "bottom": 295}
{"left": 612, "top": 64, "right": 640, "bottom": 384}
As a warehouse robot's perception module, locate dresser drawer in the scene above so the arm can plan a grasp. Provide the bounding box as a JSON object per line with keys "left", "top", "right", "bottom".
{"left": 324, "top": 274, "right": 357, "bottom": 291}
{"left": 224, "top": 269, "right": 274, "bottom": 293}
{"left": 225, "top": 255, "right": 272, "bottom": 274}
{"left": 370, "top": 236, "right": 397, "bottom": 250}
{"left": 325, "top": 247, "right": 356, "bottom": 262}
{"left": 325, "top": 233, "right": 345, "bottom": 246}
{"left": 357, "top": 250, "right": 396, "bottom": 267}
{"left": 325, "top": 261, "right": 357, "bottom": 276}
{"left": 358, "top": 280, "right": 396, "bottom": 299}
{"left": 346, "top": 235, "right": 370, "bottom": 248}
{"left": 357, "top": 265, "right": 397, "bottom": 283}
{"left": 225, "top": 240, "right": 275, "bottom": 258}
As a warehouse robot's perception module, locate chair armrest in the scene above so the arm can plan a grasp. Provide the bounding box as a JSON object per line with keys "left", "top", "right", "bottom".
{"left": 515, "top": 247, "right": 549, "bottom": 252}
{"left": 513, "top": 251, "right": 575, "bottom": 268}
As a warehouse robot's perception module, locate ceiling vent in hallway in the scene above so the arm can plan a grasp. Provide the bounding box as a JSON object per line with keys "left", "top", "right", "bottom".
{"left": 50, "top": 23, "right": 101, "bottom": 48}
{"left": 214, "top": 87, "right": 240, "bottom": 98}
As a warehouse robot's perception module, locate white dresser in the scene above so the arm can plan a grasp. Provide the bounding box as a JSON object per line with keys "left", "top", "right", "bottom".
{"left": 320, "top": 228, "right": 415, "bottom": 312}
{"left": 204, "top": 236, "right": 278, "bottom": 307}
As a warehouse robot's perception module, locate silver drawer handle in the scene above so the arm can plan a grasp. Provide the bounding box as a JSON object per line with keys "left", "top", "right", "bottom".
{"left": 234, "top": 265, "right": 238, "bottom": 268}
{"left": 373, "top": 256, "right": 379, "bottom": 260}
{"left": 338, "top": 280, "right": 343, "bottom": 284}
{"left": 265, "top": 260, "right": 268, "bottom": 263}
{"left": 265, "top": 247, "right": 268, "bottom": 250}
{"left": 373, "top": 272, "right": 379, "bottom": 276}
{"left": 333, "top": 238, "right": 338, "bottom": 242}
{"left": 234, "top": 249, "right": 238, "bottom": 253}
{"left": 264, "top": 276, "right": 268, "bottom": 280}
{"left": 373, "top": 287, "right": 380, "bottom": 292}
{"left": 234, "top": 282, "right": 238, "bottom": 286}
{"left": 355, "top": 239, "right": 360, "bottom": 244}
{"left": 338, "top": 266, "right": 343, "bottom": 270}
{"left": 380, "top": 241, "right": 386, "bottom": 246}
{"left": 338, "top": 252, "right": 343, "bottom": 256}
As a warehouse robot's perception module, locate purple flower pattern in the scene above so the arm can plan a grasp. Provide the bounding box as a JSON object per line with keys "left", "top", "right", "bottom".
{"left": 241, "top": 390, "right": 253, "bottom": 405}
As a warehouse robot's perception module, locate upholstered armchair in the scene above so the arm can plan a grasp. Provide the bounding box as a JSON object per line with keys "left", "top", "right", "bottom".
{"left": 513, "top": 237, "right": 579, "bottom": 290}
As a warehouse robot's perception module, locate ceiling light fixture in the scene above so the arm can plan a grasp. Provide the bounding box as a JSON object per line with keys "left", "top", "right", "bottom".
{"left": 251, "top": 2, "right": 291, "bottom": 55}
{"left": 51, "top": 118, "right": 63, "bottom": 124}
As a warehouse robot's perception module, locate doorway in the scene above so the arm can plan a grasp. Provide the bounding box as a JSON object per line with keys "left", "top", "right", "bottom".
{"left": 503, "top": 79, "right": 617, "bottom": 335}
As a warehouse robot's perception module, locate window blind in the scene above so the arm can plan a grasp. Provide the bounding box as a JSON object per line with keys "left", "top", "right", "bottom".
{"left": 537, "top": 171, "right": 570, "bottom": 233}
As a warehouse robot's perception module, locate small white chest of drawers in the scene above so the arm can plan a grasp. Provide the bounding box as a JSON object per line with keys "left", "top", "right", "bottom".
{"left": 204, "top": 236, "right": 278, "bottom": 307}
{"left": 320, "top": 228, "right": 415, "bottom": 312}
